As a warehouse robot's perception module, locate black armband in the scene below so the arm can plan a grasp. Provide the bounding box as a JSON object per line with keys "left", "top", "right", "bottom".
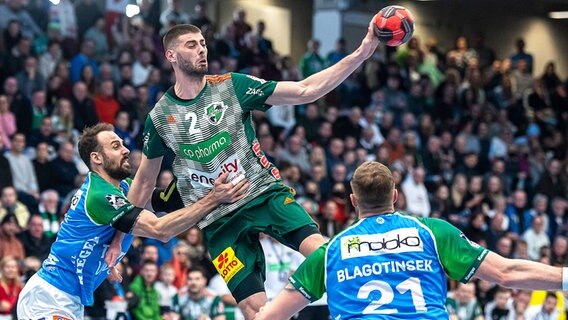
{"left": 113, "top": 207, "right": 144, "bottom": 233}
{"left": 151, "top": 179, "right": 184, "bottom": 213}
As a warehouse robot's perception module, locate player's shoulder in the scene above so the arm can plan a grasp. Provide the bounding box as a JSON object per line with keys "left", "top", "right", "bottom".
{"left": 206, "top": 73, "right": 232, "bottom": 85}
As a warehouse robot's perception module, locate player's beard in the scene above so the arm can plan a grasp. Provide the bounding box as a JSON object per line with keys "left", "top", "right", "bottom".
{"left": 178, "top": 54, "right": 208, "bottom": 78}
{"left": 102, "top": 152, "right": 131, "bottom": 181}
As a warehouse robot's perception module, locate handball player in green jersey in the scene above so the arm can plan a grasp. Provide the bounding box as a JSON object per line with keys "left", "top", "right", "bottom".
{"left": 256, "top": 162, "right": 568, "bottom": 320}
{"left": 109, "top": 16, "right": 380, "bottom": 320}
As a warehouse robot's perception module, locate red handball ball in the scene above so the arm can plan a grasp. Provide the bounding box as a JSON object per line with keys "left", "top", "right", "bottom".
{"left": 373, "top": 5, "right": 415, "bottom": 47}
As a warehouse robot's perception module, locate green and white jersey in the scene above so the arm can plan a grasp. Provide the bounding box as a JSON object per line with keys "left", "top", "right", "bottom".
{"left": 289, "top": 213, "right": 488, "bottom": 319}
{"left": 143, "top": 73, "right": 280, "bottom": 228}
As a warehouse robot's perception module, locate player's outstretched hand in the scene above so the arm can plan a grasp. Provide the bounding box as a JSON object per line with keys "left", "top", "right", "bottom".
{"left": 359, "top": 14, "right": 380, "bottom": 60}
{"left": 210, "top": 172, "right": 249, "bottom": 204}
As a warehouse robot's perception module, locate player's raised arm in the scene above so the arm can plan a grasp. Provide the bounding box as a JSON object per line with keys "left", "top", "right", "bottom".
{"left": 474, "top": 252, "right": 564, "bottom": 291}
{"left": 265, "top": 16, "right": 379, "bottom": 106}
{"left": 115, "top": 172, "right": 249, "bottom": 242}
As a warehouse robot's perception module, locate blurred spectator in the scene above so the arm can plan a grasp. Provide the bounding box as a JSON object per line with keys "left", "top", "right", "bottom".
{"left": 540, "top": 62, "right": 562, "bottom": 93}
{"left": 0, "top": 186, "right": 29, "bottom": 230}
{"left": 114, "top": 110, "right": 136, "bottom": 151}
{"left": 190, "top": 1, "right": 213, "bottom": 30}
{"left": 0, "top": 0, "right": 43, "bottom": 39}
{"left": 69, "top": 39, "right": 99, "bottom": 83}
{"left": 15, "top": 56, "right": 46, "bottom": 102}
{"left": 29, "top": 89, "right": 51, "bottom": 134}
{"left": 5, "top": 133, "right": 39, "bottom": 207}
{"left": 0, "top": 140, "right": 13, "bottom": 191}
{"left": 0, "top": 95, "right": 16, "bottom": 150}
{"left": 484, "top": 286, "right": 515, "bottom": 320}
{"left": 0, "top": 213, "right": 24, "bottom": 261}
{"left": 5, "top": 36, "right": 33, "bottom": 78}
{"left": 0, "top": 256, "right": 22, "bottom": 318}
{"left": 506, "top": 190, "right": 532, "bottom": 235}
{"left": 177, "top": 267, "right": 225, "bottom": 320}
{"left": 402, "top": 166, "right": 431, "bottom": 217}
{"left": 83, "top": 17, "right": 109, "bottom": 63}
{"left": 327, "top": 38, "right": 348, "bottom": 66}
{"left": 278, "top": 135, "right": 310, "bottom": 175}
{"left": 74, "top": 0, "right": 103, "bottom": 40}
{"left": 299, "top": 39, "right": 324, "bottom": 79}
{"left": 550, "top": 236, "right": 568, "bottom": 267}
{"left": 51, "top": 141, "right": 79, "bottom": 198}
{"left": 50, "top": 98, "right": 75, "bottom": 142}
{"left": 2, "top": 19, "right": 22, "bottom": 54}
{"left": 171, "top": 242, "right": 191, "bottom": 290}
{"left": 522, "top": 215, "right": 550, "bottom": 261}
{"left": 48, "top": 0, "right": 77, "bottom": 58}
{"left": 32, "top": 142, "right": 55, "bottom": 192}
{"left": 129, "top": 260, "right": 161, "bottom": 320}
{"left": 154, "top": 264, "right": 179, "bottom": 317}
{"left": 94, "top": 80, "right": 119, "bottom": 124}
{"left": 38, "top": 40, "right": 63, "bottom": 80}
{"left": 3, "top": 77, "right": 33, "bottom": 137}
{"left": 510, "top": 38, "right": 533, "bottom": 74}
{"left": 159, "top": 0, "right": 190, "bottom": 34}
{"left": 524, "top": 292, "right": 559, "bottom": 320}
{"left": 37, "top": 189, "right": 59, "bottom": 237}
{"left": 17, "top": 214, "right": 54, "bottom": 260}
{"left": 446, "top": 282, "right": 484, "bottom": 320}
{"left": 70, "top": 81, "right": 99, "bottom": 130}
{"left": 132, "top": 49, "right": 154, "bottom": 87}
{"left": 536, "top": 158, "right": 566, "bottom": 200}
{"left": 548, "top": 197, "right": 568, "bottom": 239}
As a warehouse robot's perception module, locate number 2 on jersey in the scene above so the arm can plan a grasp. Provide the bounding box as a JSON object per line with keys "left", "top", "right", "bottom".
{"left": 358, "top": 277, "right": 427, "bottom": 314}
{"left": 184, "top": 111, "right": 201, "bottom": 135}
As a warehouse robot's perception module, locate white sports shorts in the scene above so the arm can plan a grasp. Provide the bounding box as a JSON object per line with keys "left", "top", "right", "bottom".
{"left": 17, "top": 274, "right": 84, "bottom": 320}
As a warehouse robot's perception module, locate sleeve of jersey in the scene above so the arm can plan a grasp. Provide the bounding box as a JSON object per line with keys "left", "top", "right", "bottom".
{"left": 288, "top": 243, "right": 327, "bottom": 302}
{"left": 85, "top": 187, "right": 137, "bottom": 227}
{"left": 421, "top": 218, "right": 489, "bottom": 283}
{"left": 231, "top": 72, "right": 277, "bottom": 112}
{"left": 142, "top": 115, "right": 169, "bottom": 159}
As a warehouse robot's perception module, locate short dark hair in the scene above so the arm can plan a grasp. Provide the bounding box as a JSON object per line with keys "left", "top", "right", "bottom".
{"left": 188, "top": 266, "right": 207, "bottom": 278}
{"left": 78, "top": 123, "right": 114, "bottom": 169}
{"left": 162, "top": 24, "right": 201, "bottom": 50}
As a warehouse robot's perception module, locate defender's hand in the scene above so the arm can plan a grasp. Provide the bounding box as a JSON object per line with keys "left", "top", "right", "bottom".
{"left": 210, "top": 172, "right": 249, "bottom": 204}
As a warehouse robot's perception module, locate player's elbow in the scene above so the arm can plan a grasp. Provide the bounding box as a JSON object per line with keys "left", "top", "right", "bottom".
{"left": 493, "top": 265, "right": 516, "bottom": 288}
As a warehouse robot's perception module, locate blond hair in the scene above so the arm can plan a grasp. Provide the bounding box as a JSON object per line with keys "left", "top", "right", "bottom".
{"left": 350, "top": 161, "right": 394, "bottom": 210}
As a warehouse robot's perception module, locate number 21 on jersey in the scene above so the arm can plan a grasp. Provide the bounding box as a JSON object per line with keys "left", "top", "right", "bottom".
{"left": 358, "top": 277, "right": 427, "bottom": 314}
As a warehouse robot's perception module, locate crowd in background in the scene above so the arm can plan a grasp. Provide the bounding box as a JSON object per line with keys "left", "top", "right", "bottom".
{"left": 1, "top": 0, "right": 568, "bottom": 319}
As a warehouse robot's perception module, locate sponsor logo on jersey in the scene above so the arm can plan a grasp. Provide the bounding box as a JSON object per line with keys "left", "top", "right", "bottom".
{"left": 75, "top": 236, "right": 100, "bottom": 285}
{"left": 214, "top": 247, "right": 244, "bottom": 283}
{"left": 167, "top": 114, "right": 177, "bottom": 123}
{"left": 340, "top": 228, "right": 423, "bottom": 259}
{"left": 143, "top": 132, "right": 150, "bottom": 152}
{"left": 246, "top": 87, "right": 264, "bottom": 96}
{"left": 186, "top": 154, "right": 244, "bottom": 187}
{"left": 70, "top": 189, "right": 83, "bottom": 210}
{"left": 459, "top": 232, "right": 480, "bottom": 249}
{"left": 246, "top": 74, "right": 267, "bottom": 84}
{"left": 105, "top": 194, "right": 127, "bottom": 210}
{"left": 53, "top": 316, "right": 72, "bottom": 320}
{"left": 180, "top": 131, "right": 232, "bottom": 163}
{"left": 284, "top": 197, "right": 294, "bottom": 205}
{"left": 252, "top": 141, "right": 280, "bottom": 181}
{"left": 204, "top": 101, "right": 228, "bottom": 125}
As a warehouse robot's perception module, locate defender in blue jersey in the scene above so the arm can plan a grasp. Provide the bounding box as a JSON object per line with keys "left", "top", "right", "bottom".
{"left": 16, "top": 123, "right": 249, "bottom": 319}
{"left": 256, "top": 161, "right": 568, "bottom": 320}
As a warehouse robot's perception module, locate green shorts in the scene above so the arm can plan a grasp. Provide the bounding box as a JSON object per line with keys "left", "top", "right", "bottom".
{"left": 203, "top": 183, "right": 317, "bottom": 293}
